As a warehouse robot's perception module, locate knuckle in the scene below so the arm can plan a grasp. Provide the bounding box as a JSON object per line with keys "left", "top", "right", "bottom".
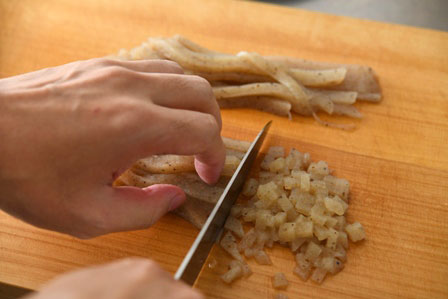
{"left": 196, "top": 114, "right": 220, "bottom": 149}
{"left": 84, "top": 57, "right": 116, "bottom": 68}
{"left": 191, "top": 75, "right": 213, "bottom": 97}
{"left": 133, "top": 259, "right": 162, "bottom": 277}
{"left": 179, "top": 289, "right": 205, "bottom": 299}
{"left": 120, "top": 257, "right": 155, "bottom": 268}
{"left": 102, "top": 65, "right": 131, "bottom": 78}
{"left": 201, "top": 113, "right": 220, "bottom": 136}
{"left": 159, "top": 59, "right": 184, "bottom": 73}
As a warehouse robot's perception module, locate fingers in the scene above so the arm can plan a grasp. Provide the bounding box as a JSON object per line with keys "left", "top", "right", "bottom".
{"left": 144, "top": 106, "right": 226, "bottom": 184}
{"left": 109, "top": 59, "right": 184, "bottom": 74}
{"left": 87, "top": 184, "right": 186, "bottom": 235}
{"left": 145, "top": 73, "right": 222, "bottom": 130}
{"left": 34, "top": 258, "right": 203, "bottom": 299}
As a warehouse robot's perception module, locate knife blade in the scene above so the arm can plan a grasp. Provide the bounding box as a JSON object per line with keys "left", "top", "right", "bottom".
{"left": 174, "top": 121, "right": 272, "bottom": 285}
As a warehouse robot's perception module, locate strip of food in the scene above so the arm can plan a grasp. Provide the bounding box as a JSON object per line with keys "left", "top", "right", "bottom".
{"left": 115, "top": 137, "right": 250, "bottom": 228}
{"left": 113, "top": 35, "right": 381, "bottom": 128}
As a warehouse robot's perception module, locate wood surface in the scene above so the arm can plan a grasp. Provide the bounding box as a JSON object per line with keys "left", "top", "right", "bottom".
{"left": 1, "top": 0, "right": 447, "bottom": 298}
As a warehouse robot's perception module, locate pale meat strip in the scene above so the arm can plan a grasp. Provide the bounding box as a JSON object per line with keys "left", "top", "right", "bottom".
{"left": 237, "top": 51, "right": 311, "bottom": 114}
{"left": 222, "top": 137, "right": 251, "bottom": 152}
{"left": 172, "top": 196, "right": 215, "bottom": 229}
{"left": 136, "top": 154, "right": 241, "bottom": 176}
{"left": 267, "top": 56, "right": 381, "bottom": 101}
{"left": 218, "top": 97, "right": 292, "bottom": 117}
{"left": 120, "top": 170, "right": 229, "bottom": 204}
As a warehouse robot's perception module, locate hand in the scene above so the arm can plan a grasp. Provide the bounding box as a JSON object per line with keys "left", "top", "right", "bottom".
{"left": 23, "top": 258, "right": 204, "bottom": 299}
{"left": 0, "top": 58, "right": 225, "bottom": 238}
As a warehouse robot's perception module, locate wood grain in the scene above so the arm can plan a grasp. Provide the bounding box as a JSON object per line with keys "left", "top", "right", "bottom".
{"left": 0, "top": 0, "right": 447, "bottom": 298}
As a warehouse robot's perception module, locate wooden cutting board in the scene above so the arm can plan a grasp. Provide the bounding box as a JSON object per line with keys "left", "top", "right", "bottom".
{"left": 0, "top": 0, "right": 447, "bottom": 298}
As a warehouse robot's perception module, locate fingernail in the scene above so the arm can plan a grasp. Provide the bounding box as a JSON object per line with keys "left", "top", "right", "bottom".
{"left": 169, "top": 192, "right": 186, "bottom": 211}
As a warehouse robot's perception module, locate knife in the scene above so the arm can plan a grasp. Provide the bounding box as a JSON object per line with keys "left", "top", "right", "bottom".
{"left": 174, "top": 121, "right": 272, "bottom": 285}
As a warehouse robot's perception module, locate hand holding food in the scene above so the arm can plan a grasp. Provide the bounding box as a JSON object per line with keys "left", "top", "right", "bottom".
{"left": 0, "top": 58, "right": 225, "bottom": 238}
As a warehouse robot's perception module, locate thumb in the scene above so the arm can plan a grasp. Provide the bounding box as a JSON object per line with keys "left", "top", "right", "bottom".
{"left": 97, "top": 184, "right": 186, "bottom": 234}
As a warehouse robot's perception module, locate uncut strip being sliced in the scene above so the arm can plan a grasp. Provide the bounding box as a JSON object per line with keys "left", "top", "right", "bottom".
{"left": 115, "top": 137, "right": 249, "bottom": 228}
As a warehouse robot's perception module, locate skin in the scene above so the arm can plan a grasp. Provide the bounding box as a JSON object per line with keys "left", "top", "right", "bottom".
{"left": 24, "top": 258, "right": 204, "bottom": 299}
{"left": 0, "top": 58, "right": 225, "bottom": 298}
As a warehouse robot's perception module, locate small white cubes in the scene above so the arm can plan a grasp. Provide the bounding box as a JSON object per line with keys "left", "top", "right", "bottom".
{"left": 305, "top": 241, "right": 322, "bottom": 262}
{"left": 254, "top": 250, "right": 272, "bottom": 265}
{"left": 272, "top": 272, "right": 289, "bottom": 290}
{"left": 345, "top": 222, "right": 366, "bottom": 242}
{"left": 220, "top": 231, "right": 243, "bottom": 261}
{"left": 278, "top": 222, "right": 297, "bottom": 242}
{"left": 269, "top": 157, "right": 286, "bottom": 173}
{"left": 220, "top": 145, "right": 365, "bottom": 288}
{"left": 295, "top": 216, "right": 313, "bottom": 238}
{"left": 324, "top": 196, "right": 348, "bottom": 216}
{"left": 221, "top": 260, "right": 244, "bottom": 284}
{"left": 224, "top": 215, "right": 244, "bottom": 238}
{"left": 242, "top": 178, "right": 259, "bottom": 197}
{"left": 257, "top": 181, "right": 279, "bottom": 206}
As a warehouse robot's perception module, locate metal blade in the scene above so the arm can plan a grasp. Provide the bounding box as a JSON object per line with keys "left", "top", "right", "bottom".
{"left": 174, "top": 121, "right": 272, "bottom": 285}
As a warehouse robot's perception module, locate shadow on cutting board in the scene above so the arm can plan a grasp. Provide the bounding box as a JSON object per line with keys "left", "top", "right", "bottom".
{"left": 0, "top": 282, "right": 32, "bottom": 299}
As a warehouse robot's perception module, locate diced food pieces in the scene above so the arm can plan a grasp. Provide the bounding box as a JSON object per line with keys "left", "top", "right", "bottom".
{"left": 225, "top": 215, "right": 244, "bottom": 238}
{"left": 220, "top": 232, "right": 243, "bottom": 261}
{"left": 345, "top": 222, "right": 366, "bottom": 242}
{"left": 285, "top": 148, "right": 303, "bottom": 170}
{"left": 274, "top": 293, "right": 289, "bottom": 299}
{"left": 255, "top": 209, "right": 275, "bottom": 230}
{"left": 324, "top": 175, "right": 350, "bottom": 201}
{"left": 242, "top": 207, "right": 257, "bottom": 222}
{"left": 324, "top": 196, "right": 348, "bottom": 216}
{"left": 230, "top": 260, "right": 253, "bottom": 277}
{"left": 257, "top": 181, "right": 280, "bottom": 206}
{"left": 221, "top": 262, "right": 243, "bottom": 284}
{"left": 283, "top": 176, "right": 297, "bottom": 190}
{"left": 292, "top": 189, "right": 315, "bottom": 216}
{"left": 243, "top": 178, "right": 259, "bottom": 197}
{"left": 231, "top": 205, "right": 244, "bottom": 218}
{"left": 310, "top": 268, "right": 327, "bottom": 284}
{"left": 295, "top": 215, "right": 314, "bottom": 238}
{"left": 278, "top": 222, "right": 297, "bottom": 242}
{"left": 278, "top": 195, "right": 294, "bottom": 212}
{"left": 254, "top": 250, "right": 272, "bottom": 265}
{"left": 272, "top": 272, "right": 289, "bottom": 290}
{"left": 293, "top": 265, "right": 311, "bottom": 281}
{"left": 337, "top": 231, "right": 349, "bottom": 249}
{"left": 307, "top": 161, "right": 330, "bottom": 180}
{"left": 238, "top": 228, "right": 257, "bottom": 252}
{"left": 269, "top": 157, "right": 286, "bottom": 173}
{"left": 310, "top": 203, "right": 327, "bottom": 226}
{"left": 273, "top": 212, "right": 287, "bottom": 228}
{"left": 305, "top": 241, "right": 322, "bottom": 262}
{"left": 325, "top": 228, "right": 339, "bottom": 250}
{"left": 216, "top": 144, "right": 365, "bottom": 287}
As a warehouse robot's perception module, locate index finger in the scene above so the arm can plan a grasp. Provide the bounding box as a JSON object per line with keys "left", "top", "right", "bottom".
{"left": 139, "top": 105, "right": 226, "bottom": 185}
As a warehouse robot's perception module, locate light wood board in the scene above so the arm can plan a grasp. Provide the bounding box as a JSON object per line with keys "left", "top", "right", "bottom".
{"left": 0, "top": 0, "right": 447, "bottom": 298}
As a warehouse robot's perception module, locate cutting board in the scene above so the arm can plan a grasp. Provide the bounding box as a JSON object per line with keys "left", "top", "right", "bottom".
{"left": 0, "top": 0, "right": 447, "bottom": 298}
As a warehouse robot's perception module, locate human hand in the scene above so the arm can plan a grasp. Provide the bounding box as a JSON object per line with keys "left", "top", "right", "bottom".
{"left": 0, "top": 58, "right": 225, "bottom": 238}
{"left": 24, "top": 258, "right": 203, "bottom": 299}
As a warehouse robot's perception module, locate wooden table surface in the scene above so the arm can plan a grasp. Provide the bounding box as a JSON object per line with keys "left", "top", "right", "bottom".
{"left": 1, "top": 0, "right": 447, "bottom": 298}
